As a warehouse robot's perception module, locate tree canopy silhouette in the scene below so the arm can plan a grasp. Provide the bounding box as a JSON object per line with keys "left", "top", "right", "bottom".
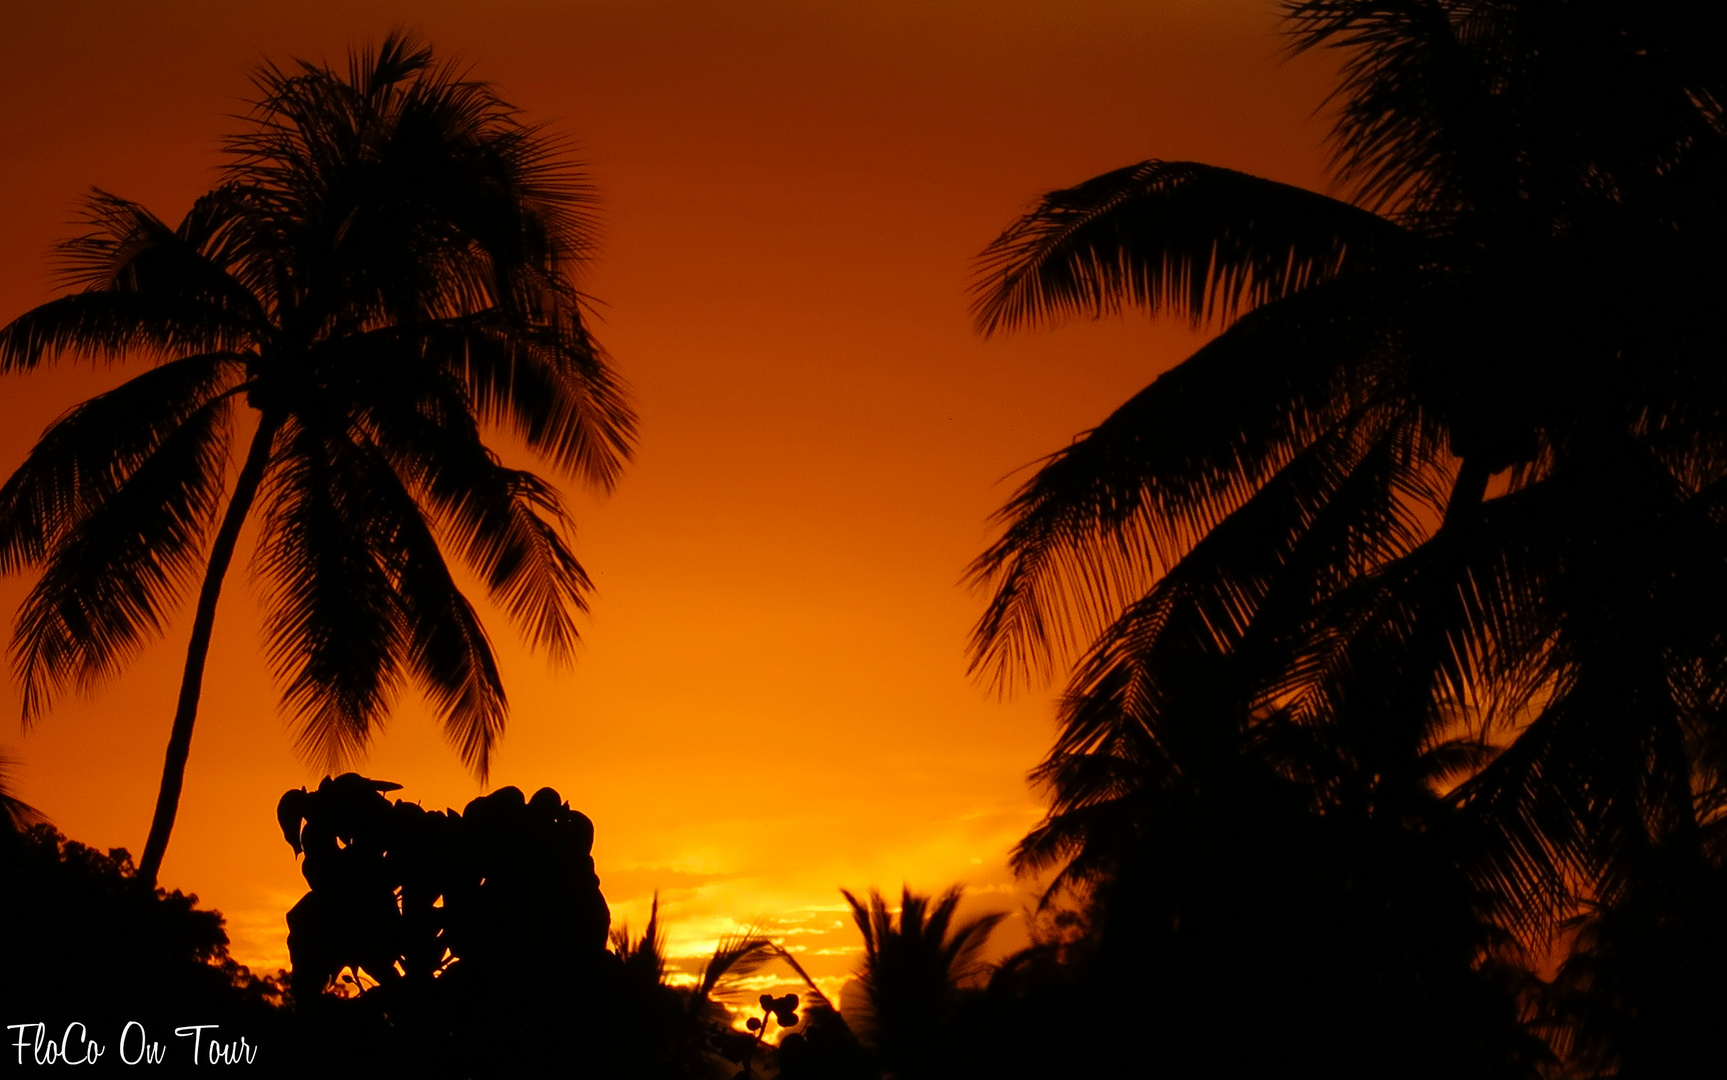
{"left": 973, "top": 0, "right": 1726, "bottom": 922}
{"left": 971, "top": 1, "right": 1727, "bottom": 1072}
{"left": 842, "top": 886, "right": 1003, "bottom": 1080}
{"left": 0, "top": 822, "right": 282, "bottom": 1037}
{"left": 0, "top": 32, "right": 634, "bottom": 885}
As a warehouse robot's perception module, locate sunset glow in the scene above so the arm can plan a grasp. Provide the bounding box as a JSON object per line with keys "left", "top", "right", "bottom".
{"left": 0, "top": 0, "right": 1333, "bottom": 984}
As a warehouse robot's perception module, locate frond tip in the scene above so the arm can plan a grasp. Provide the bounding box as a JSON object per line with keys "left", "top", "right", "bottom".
{"left": 972, "top": 160, "right": 1404, "bottom": 335}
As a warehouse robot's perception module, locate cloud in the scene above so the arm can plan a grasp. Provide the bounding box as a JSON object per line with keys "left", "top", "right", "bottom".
{"left": 600, "top": 867, "right": 745, "bottom": 901}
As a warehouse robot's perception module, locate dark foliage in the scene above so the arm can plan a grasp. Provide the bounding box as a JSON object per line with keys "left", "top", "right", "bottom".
{"left": 275, "top": 773, "right": 614, "bottom": 1076}
{"left": 968, "top": 1, "right": 1727, "bottom": 1074}
{"left": 1541, "top": 838, "right": 1727, "bottom": 1078}
{"left": 271, "top": 774, "right": 864, "bottom": 1079}
{"left": 0, "top": 824, "right": 285, "bottom": 1055}
{"left": 840, "top": 887, "right": 1003, "bottom": 1080}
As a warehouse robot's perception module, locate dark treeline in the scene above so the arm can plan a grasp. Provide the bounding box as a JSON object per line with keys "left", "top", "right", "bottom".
{"left": 1, "top": 760, "right": 1720, "bottom": 1077}
{"left": 5, "top": 0, "right": 1727, "bottom": 1076}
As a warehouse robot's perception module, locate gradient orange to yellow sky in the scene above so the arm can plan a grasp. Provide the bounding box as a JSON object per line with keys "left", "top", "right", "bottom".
{"left": 0, "top": 0, "right": 1333, "bottom": 993}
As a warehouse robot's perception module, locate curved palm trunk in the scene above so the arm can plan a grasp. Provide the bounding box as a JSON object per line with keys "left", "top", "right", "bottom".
{"left": 137, "top": 413, "right": 282, "bottom": 887}
{"left": 1444, "top": 455, "right": 1491, "bottom": 528}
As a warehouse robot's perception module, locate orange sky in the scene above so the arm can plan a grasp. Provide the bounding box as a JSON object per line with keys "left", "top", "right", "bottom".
{"left": 0, "top": 0, "right": 1332, "bottom": 992}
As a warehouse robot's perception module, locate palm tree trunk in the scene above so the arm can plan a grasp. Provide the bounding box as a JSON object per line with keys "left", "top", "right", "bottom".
{"left": 1443, "top": 455, "right": 1491, "bottom": 528}
{"left": 137, "top": 413, "right": 282, "bottom": 887}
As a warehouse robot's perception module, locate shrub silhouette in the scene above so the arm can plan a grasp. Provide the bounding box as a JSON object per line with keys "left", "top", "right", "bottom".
{"left": 0, "top": 823, "right": 282, "bottom": 1044}
{"left": 277, "top": 773, "right": 612, "bottom": 1075}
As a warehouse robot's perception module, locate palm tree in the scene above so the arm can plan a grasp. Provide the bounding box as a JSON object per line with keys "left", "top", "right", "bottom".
{"left": 0, "top": 752, "right": 45, "bottom": 833}
{"left": 1541, "top": 834, "right": 1727, "bottom": 1076}
{"left": 611, "top": 912, "right": 820, "bottom": 1079}
{"left": 842, "top": 886, "right": 1003, "bottom": 1079}
{"left": 0, "top": 34, "right": 635, "bottom": 885}
{"left": 970, "top": 0, "right": 1727, "bottom": 949}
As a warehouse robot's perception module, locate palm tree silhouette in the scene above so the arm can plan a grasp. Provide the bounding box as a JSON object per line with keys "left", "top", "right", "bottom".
{"left": 1542, "top": 836, "right": 1727, "bottom": 1076}
{"left": 612, "top": 911, "right": 824, "bottom": 1079}
{"left": 970, "top": 0, "right": 1727, "bottom": 944}
{"left": 0, "top": 33, "right": 635, "bottom": 885}
{"left": 0, "top": 753, "right": 44, "bottom": 833}
{"left": 843, "top": 886, "right": 1003, "bottom": 1079}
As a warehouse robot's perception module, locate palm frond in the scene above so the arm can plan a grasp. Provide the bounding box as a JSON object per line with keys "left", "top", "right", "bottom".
{"left": 0, "top": 293, "right": 254, "bottom": 373}
{"left": 769, "top": 943, "right": 832, "bottom": 1005}
{"left": 377, "top": 458, "right": 509, "bottom": 779}
{"left": 1048, "top": 407, "right": 1426, "bottom": 761}
{"left": 1286, "top": 0, "right": 1727, "bottom": 222}
{"left": 224, "top": 30, "right": 602, "bottom": 334}
{"left": 612, "top": 891, "right": 668, "bottom": 986}
{"left": 425, "top": 315, "right": 637, "bottom": 489}
{"left": 11, "top": 396, "right": 234, "bottom": 721}
{"left": 1011, "top": 415, "right": 1456, "bottom": 890}
{"left": 694, "top": 932, "right": 777, "bottom": 1008}
{"left": 972, "top": 159, "right": 1410, "bottom": 334}
{"left": 1286, "top": 0, "right": 1518, "bottom": 215}
{"left": 343, "top": 355, "right": 596, "bottom": 670}
{"left": 966, "top": 273, "right": 1412, "bottom": 690}
{"left": 253, "top": 416, "right": 409, "bottom": 772}
{"left": 0, "top": 754, "right": 47, "bottom": 832}
{"left": 0, "top": 352, "right": 243, "bottom": 574}
{"left": 0, "top": 183, "right": 268, "bottom": 373}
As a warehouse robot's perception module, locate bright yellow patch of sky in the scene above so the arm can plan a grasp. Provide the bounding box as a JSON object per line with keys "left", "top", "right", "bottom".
{"left": 0, "top": 0, "right": 1332, "bottom": 986}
